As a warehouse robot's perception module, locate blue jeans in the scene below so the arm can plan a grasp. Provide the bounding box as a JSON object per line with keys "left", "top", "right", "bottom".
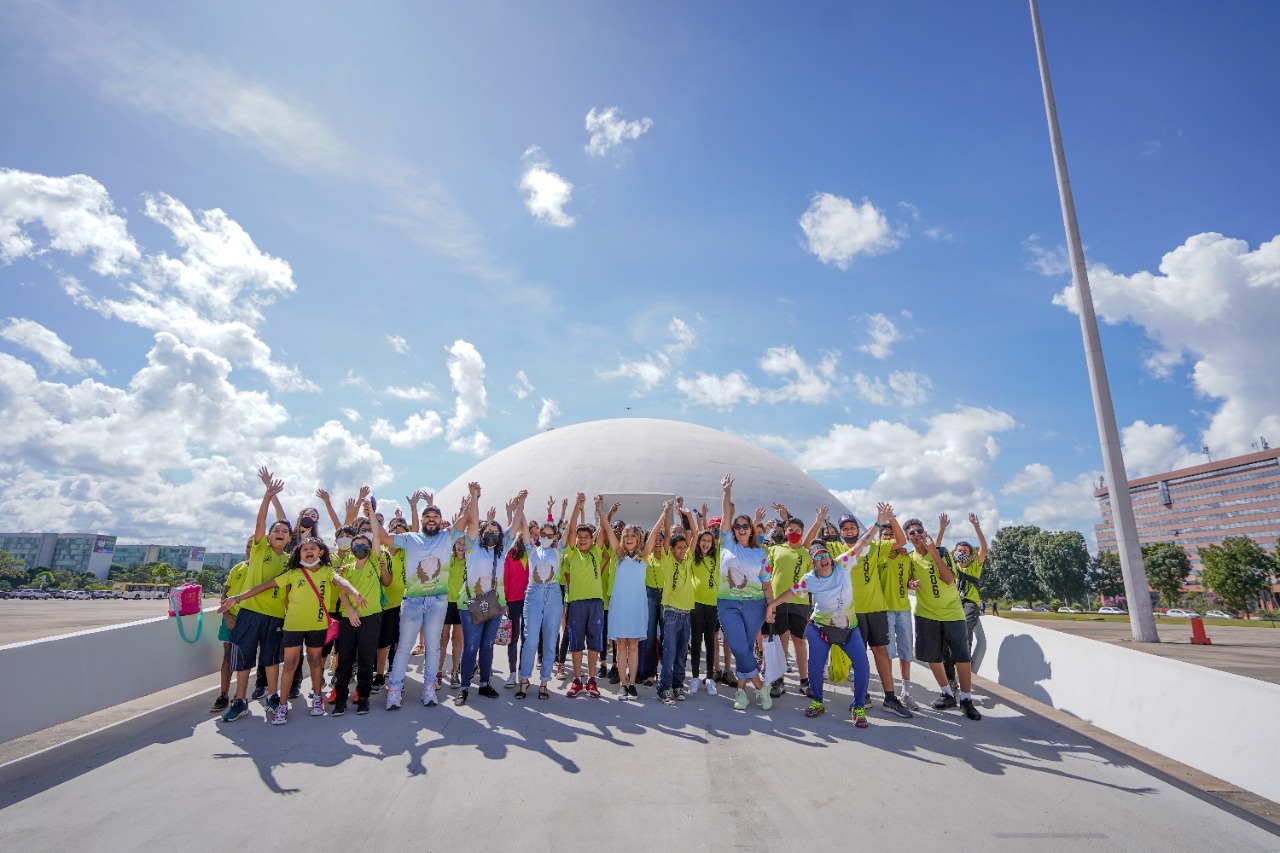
{"left": 389, "top": 595, "right": 447, "bottom": 692}
{"left": 658, "top": 607, "right": 692, "bottom": 691}
{"left": 805, "top": 621, "right": 870, "bottom": 707}
{"left": 717, "top": 597, "right": 766, "bottom": 681}
{"left": 639, "top": 587, "right": 662, "bottom": 680}
{"left": 519, "top": 583, "right": 563, "bottom": 682}
{"left": 461, "top": 606, "right": 502, "bottom": 687}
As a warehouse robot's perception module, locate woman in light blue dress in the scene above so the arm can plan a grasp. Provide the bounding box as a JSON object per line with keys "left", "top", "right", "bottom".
{"left": 600, "top": 496, "right": 665, "bottom": 701}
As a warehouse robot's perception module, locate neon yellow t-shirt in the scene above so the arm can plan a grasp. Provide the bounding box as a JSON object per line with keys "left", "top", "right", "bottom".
{"left": 659, "top": 552, "right": 696, "bottom": 611}
{"left": 224, "top": 561, "right": 249, "bottom": 616}
{"left": 850, "top": 541, "right": 890, "bottom": 614}
{"left": 337, "top": 554, "right": 385, "bottom": 618}
{"left": 908, "top": 550, "right": 965, "bottom": 622}
{"left": 878, "top": 547, "right": 913, "bottom": 612}
{"left": 692, "top": 552, "right": 719, "bottom": 606}
{"left": 560, "top": 545, "right": 606, "bottom": 602}
{"left": 446, "top": 556, "right": 466, "bottom": 603}
{"left": 958, "top": 557, "right": 984, "bottom": 606}
{"left": 242, "top": 536, "right": 289, "bottom": 619}
{"left": 769, "top": 545, "right": 811, "bottom": 605}
{"left": 645, "top": 553, "right": 664, "bottom": 589}
{"left": 383, "top": 547, "right": 406, "bottom": 608}
{"left": 601, "top": 547, "right": 615, "bottom": 609}
{"left": 274, "top": 566, "right": 338, "bottom": 632}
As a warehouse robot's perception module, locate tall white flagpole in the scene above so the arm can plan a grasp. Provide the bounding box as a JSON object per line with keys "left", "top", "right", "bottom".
{"left": 1029, "top": 0, "right": 1158, "bottom": 642}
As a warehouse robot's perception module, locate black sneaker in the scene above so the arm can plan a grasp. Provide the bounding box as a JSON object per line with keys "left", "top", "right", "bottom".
{"left": 932, "top": 692, "right": 958, "bottom": 710}
{"left": 332, "top": 697, "right": 348, "bottom": 717}
{"left": 608, "top": 667, "right": 621, "bottom": 685}
{"left": 265, "top": 692, "right": 281, "bottom": 711}
{"left": 370, "top": 674, "right": 385, "bottom": 695}
{"left": 627, "top": 684, "right": 639, "bottom": 698}
{"left": 477, "top": 684, "right": 500, "bottom": 698}
{"left": 657, "top": 688, "right": 676, "bottom": 706}
{"left": 674, "top": 686, "right": 689, "bottom": 701}
{"left": 454, "top": 689, "right": 469, "bottom": 706}
{"left": 960, "top": 698, "right": 983, "bottom": 720}
{"left": 220, "top": 698, "right": 250, "bottom": 722}
{"left": 881, "top": 694, "right": 914, "bottom": 719}
{"left": 250, "top": 685, "right": 267, "bottom": 702}
{"left": 289, "top": 685, "right": 302, "bottom": 699}
{"left": 209, "top": 694, "right": 229, "bottom": 713}
{"left": 597, "top": 663, "right": 608, "bottom": 678}
{"left": 799, "top": 678, "right": 813, "bottom": 698}
{"left": 769, "top": 679, "right": 785, "bottom": 699}
{"left": 356, "top": 697, "right": 369, "bottom": 715}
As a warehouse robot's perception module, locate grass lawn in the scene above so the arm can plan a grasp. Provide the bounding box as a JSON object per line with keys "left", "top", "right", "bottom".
{"left": 998, "top": 611, "right": 1279, "bottom": 628}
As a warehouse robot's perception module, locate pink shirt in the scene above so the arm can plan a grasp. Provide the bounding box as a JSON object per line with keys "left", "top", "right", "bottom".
{"left": 504, "top": 550, "right": 530, "bottom": 602}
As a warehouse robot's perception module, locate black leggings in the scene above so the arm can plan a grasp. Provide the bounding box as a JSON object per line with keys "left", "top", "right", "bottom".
{"left": 690, "top": 603, "right": 719, "bottom": 678}
{"left": 336, "top": 613, "right": 382, "bottom": 701}
{"left": 506, "top": 599, "right": 524, "bottom": 672}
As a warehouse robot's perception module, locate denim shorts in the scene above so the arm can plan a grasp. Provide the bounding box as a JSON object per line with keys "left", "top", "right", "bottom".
{"left": 885, "top": 609, "right": 913, "bottom": 660}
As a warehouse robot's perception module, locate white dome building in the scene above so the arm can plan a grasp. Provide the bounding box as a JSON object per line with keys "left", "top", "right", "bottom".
{"left": 433, "top": 418, "right": 855, "bottom": 531}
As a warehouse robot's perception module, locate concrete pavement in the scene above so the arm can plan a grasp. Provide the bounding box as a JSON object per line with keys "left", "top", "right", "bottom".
{"left": 1, "top": 668, "right": 1276, "bottom": 852}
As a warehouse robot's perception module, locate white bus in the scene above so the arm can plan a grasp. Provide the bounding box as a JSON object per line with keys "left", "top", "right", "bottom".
{"left": 111, "top": 582, "right": 170, "bottom": 600}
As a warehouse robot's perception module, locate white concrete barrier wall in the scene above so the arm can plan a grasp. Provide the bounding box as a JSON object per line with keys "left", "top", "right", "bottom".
{"left": 0, "top": 608, "right": 222, "bottom": 743}
{"left": 981, "top": 615, "right": 1280, "bottom": 804}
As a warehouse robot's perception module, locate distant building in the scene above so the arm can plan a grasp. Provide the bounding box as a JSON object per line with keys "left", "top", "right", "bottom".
{"left": 0, "top": 533, "right": 117, "bottom": 579}
{"left": 110, "top": 544, "right": 207, "bottom": 575}
{"left": 1094, "top": 447, "right": 1280, "bottom": 598}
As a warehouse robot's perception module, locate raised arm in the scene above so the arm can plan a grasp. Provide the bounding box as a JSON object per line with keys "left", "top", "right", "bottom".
{"left": 884, "top": 504, "right": 907, "bottom": 549}
{"left": 254, "top": 473, "right": 285, "bottom": 543}
{"left": 566, "top": 492, "right": 585, "bottom": 536}
{"left": 926, "top": 534, "right": 955, "bottom": 584}
{"left": 642, "top": 500, "right": 673, "bottom": 560}
{"left": 970, "top": 512, "right": 988, "bottom": 563}
{"left": 803, "top": 505, "right": 829, "bottom": 546}
{"left": 596, "top": 495, "right": 618, "bottom": 551}
{"left": 463, "top": 481, "right": 482, "bottom": 540}
{"left": 512, "top": 492, "right": 531, "bottom": 544}
{"left": 721, "top": 474, "right": 735, "bottom": 530}
{"left": 934, "top": 512, "right": 950, "bottom": 549}
{"left": 316, "top": 488, "right": 341, "bottom": 535}
{"left": 408, "top": 490, "right": 424, "bottom": 533}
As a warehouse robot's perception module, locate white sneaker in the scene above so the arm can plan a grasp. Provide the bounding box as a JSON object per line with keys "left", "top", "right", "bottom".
{"left": 901, "top": 692, "right": 920, "bottom": 711}
{"left": 423, "top": 685, "right": 438, "bottom": 707}
{"left": 271, "top": 704, "right": 289, "bottom": 725}
{"left": 705, "top": 678, "right": 718, "bottom": 697}
{"left": 758, "top": 686, "right": 773, "bottom": 711}
{"left": 688, "top": 678, "right": 701, "bottom": 695}
{"left": 504, "top": 673, "right": 516, "bottom": 688}
{"left": 309, "top": 692, "right": 325, "bottom": 717}
{"left": 386, "top": 686, "right": 403, "bottom": 710}
{"left": 733, "top": 688, "right": 749, "bottom": 710}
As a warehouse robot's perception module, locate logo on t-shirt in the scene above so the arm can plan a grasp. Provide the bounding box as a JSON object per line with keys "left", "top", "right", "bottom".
{"left": 416, "top": 556, "right": 442, "bottom": 584}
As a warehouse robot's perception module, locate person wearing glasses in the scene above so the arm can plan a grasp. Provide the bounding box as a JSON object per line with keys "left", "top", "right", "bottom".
{"left": 765, "top": 541, "right": 872, "bottom": 726}
{"left": 717, "top": 474, "right": 775, "bottom": 711}
{"left": 902, "top": 518, "right": 982, "bottom": 721}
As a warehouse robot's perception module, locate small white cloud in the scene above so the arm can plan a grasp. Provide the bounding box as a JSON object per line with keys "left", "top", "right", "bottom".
{"left": 512, "top": 370, "right": 534, "bottom": 400}
{"left": 0, "top": 169, "right": 141, "bottom": 275}
{"left": 1024, "top": 234, "right": 1071, "bottom": 276}
{"left": 760, "top": 346, "right": 838, "bottom": 404}
{"left": 852, "top": 373, "right": 891, "bottom": 406}
{"left": 800, "top": 192, "right": 899, "bottom": 270}
{"left": 858, "top": 313, "right": 902, "bottom": 360}
{"left": 1004, "top": 462, "right": 1055, "bottom": 495}
{"left": 584, "top": 106, "right": 654, "bottom": 157}
{"left": 889, "top": 371, "right": 932, "bottom": 407}
{"left": 385, "top": 383, "right": 439, "bottom": 403}
{"left": 600, "top": 317, "right": 696, "bottom": 394}
{"left": 385, "top": 334, "right": 410, "bottom": 355}
{"left": 519, "top": 146, "right": 575, "bottom": 228}
{"left": 370, "top": 410, "right": 444, "bottom": 448}
{"left": 0, "top": 318, "right": 104, "bottom": 375}
{"left": 536, "top": 398, "right": 560, "bottom": 430}
{"left": 675, "top": 372, "right": 762, "bottom": 409}
{"left": 1120, "top": 420, "right": 1202, "bottom": 477}
{"left": 445, "top": 339, "right": 489, "bottom": 454}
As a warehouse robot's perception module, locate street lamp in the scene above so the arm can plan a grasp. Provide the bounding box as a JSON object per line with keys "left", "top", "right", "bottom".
{"left": 1028, "top": 0, "right": 1158, "bottom": 642}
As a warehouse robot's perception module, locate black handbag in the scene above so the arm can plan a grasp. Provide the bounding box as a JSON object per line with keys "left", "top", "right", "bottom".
{"left": 467, "top": 547, "right": 502, "bottom": 623}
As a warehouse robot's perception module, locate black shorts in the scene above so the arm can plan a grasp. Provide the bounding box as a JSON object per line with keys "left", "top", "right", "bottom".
{"left": 282, "top": 629, "right": 328, "bottom": 649}
{"left": 379, "top": 605, "right": 401, "bottom": 647}
{"left": 444, "top": 602, "right": 461, "bottom": 625}
{"left": 227, "top": 609, "right": 283, "bottom": 673}
{"left": 914, "top": 615, "right": 970, "bottom": 664}
{"left": 767, "top": 602, "right": 808, "bottom": 639}
{"left": 857, "top": 610, "right": 890, "bottom": 648}
{"left": 566, "top": 598, "right": 605, "bottom": 652}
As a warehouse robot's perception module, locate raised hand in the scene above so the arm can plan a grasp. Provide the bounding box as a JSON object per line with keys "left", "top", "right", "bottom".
{"left": 358, "top": 485, "right": 371, "bottom": 500}
{"left": 968, "top": 512, "right": 982, "bottom": 529}
{"left": 814, "top": 505, "right": 829, "bottom": 524}
{"left": 257, "top": 466, "right": 274, "bottom": 488}
{"left": 485, "top": 506, "right": 497, "bottom": 522}
{"left": 938, "top": 512, "right": 950, "bottom": 532}
{"left": 266, "top": 478, "right": 285, "bottom": 498}
{"left": 753, "top": 506, "right": 767, "bottom": 524}
{"left": 315, "top": 488, "right": 330, "bottom": 502}
{"left": 721, "top": 473, "right": 734, "bottom": 493}
{"left": 468, "top": 481, "right": 482, "bottom": 498}
{"left": 876, "top": 503, "right": 893, "bottom": 525}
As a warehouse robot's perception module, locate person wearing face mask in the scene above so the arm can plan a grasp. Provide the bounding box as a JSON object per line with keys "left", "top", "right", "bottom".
{"left": 655, "top": 500, "right": 697, "bottom": 706}
{"left": 876, "top": 520, "right": 921, "bottom": 710}
{"left": 767, "top": 542, "right": 872, "bottom": 726}
{"left": 717, "top": 475, "right": 774, "bottom": 711}
{"left": 454, "top": 482, "right": 514, "bottom": 706}
{"left": 509, "top": 494, "right": 567, "bottom": 701}
{"left": 332, "top": 505, "right": 390, "bottom": 716}
{"left": 220, "top": 534, "right": 366, "bottom": 725}
{"left": 766, "top": 509, "right": 815, "bottom": 698}
{"left": 373, "top": 511, "right": 410, "bottom": 695}
{"left": 936, "top": 512, "right": 989, "bottom": 678}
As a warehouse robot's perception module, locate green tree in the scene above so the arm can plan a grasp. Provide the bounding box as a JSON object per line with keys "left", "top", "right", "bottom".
{"left": 1143, "top": 542, "right": 1192, "bottom": 607}
{"left": 1032, "top": 530, "right": 1090, "bottom": 606}
{"left": 1089, "top": 550, "right": 1127, "bottom": 605}
{"left": 31, "top": 570, "right": 55, "bottom": 589}
{"left": 1200, "top": 536, "right": 1273, "bottom": 618}
{"left": 986, "top": 525, "right": 1045, "bottom": 606}
{"left": 150, "top": 563, "right": 176, "bottom": 585}
{"left": 0, "top": 550, "right": 28, "bottom": 591}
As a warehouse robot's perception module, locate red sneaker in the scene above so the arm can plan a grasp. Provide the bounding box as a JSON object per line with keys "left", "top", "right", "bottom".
{"left": 586, "top": 677, "right": 601, "bottom": 698}
{"left": 326, "top": 688, "right": 337, "bottom": 704}
{"left": 566, "top": 678, "right": 584, "bottom": 698}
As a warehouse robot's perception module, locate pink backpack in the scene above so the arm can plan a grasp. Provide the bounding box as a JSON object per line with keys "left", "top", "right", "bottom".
{"left": 168, "top": 583, "right": 204, "bottom": 643}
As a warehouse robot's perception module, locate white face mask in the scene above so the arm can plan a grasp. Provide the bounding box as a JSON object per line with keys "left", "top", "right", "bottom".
{"left": 301, "top": 557, "right": 320, "bottom": 568}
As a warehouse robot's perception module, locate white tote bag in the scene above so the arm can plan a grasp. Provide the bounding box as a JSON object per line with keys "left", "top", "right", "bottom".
{"left": 762, "top": 635, "right": 787, "bottom": 684}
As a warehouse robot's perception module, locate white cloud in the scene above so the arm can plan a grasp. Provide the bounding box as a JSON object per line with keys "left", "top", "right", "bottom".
{"left": 370, "top": 410, "right": 444, "bottom": 449}
{"left": 675, "top": 372, "right": 762, "bottom": 409}
{"left": 1, "top": 318, "right": 103, "bottom": 375}
{"left": 1120, "top": 420, "right": 1202, "bottom": 477}
{"left": 519, "top": 146, "right": 575, "bottom": 228}
{"left": 0, "top": 169, "right": 140, "bottom": 275}
{"left": 1024, "top": 234, "right": 1072, "bottom": 277}
{"left": 795, "top": 406, "right": 1016, "bottom": 524}
{"left": 1004, "top": 462, "right": 1055, "bottom": 495}
{"left": 339, "top": 407, "right": 360, "bottom": 422}
{"left": 536, "top": 398, "right": 560, "bottom": 430}
{"left": 445, "top": 339, "right": 489, "bottom": 455}
{"left": 857, "top": 313, "right": 903, "bottom": 360}
{"left": 760, "top": 346, "right": 838, "bottom": 403}
{"left": 1053, "top": 232, "right": 1280, "bottom": 457}
{"left": 601, "top": 317, "right": 695, "bottom": 393}
{"left": 385, "top": 383, "right": 439, "bottom": 403}
{"left": 1004, "top": 463, "right": 1103, "bottom": 541}
{"left": 385, "top": 334, "right": 410, "bottom": 355}
{"left": 799, "top": 192, "right": 899, "bottom": 270}
{"left": 584, "top": 106, "right": 654, "bottom": 156}
{"left": 512, "top": 370, "right": 534, "bottom": 400}
{"left": 850, "top": 370, "right": 931, "bottom": 407}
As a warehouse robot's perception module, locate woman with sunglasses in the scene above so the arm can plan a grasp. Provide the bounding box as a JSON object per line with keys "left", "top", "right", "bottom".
{"left": 716, "top": 474, "right": 774, "bottom": 711}
{"left": 689, "top": 527, "right": 721, "bottom": 696}
{"left": 765, "top": 540, "right": 872, "bottom": 727}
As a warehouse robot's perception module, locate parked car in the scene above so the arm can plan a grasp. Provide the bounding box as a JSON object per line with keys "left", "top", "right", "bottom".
{"left": 1032, "top": 605, "right": 1049, "bottom": 612}
{"left": 67, "top": 590, "right": 91, "bottom": 600}
{"left": 1057, "top": 606, "right": 1082, "bottom": 613}
{"left": 1098, "top": 606, "right": 1127, "bottom": 614}
{"left": 91, "top": 590, "right": 114, "bottom": 599}
{"left": 1205, "top": 610, "right": 1235, "bottom": 619}
{"left": 1163, "top": 608, "right": 1200, "bottom": 618}
{"left": 1010, "top": 606, "right": 1032, "bottom": 612}
{"left": 17, "top": 589, "right": 50, "bottom": 599}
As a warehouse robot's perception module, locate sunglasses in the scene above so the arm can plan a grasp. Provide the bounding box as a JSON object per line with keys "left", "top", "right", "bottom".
{"left": 732, "top": 523, "right": 751, "bottom": 531}
{"left": 906, "top": 528, "right": 925, "bottom": 536}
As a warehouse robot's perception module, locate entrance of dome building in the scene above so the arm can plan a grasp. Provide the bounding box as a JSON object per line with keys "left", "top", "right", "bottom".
{"left": 597, "top": 494, "right": 677, "bottom": 531}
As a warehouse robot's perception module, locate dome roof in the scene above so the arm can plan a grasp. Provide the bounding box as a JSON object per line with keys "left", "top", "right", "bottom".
{"left": 433, "top": 418, "right": 855, "bottom": 532}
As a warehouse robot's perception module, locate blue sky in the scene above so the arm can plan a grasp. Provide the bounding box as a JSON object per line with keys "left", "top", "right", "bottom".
{"left": 1, "top": 0, "right": 1277, "bottom": 549}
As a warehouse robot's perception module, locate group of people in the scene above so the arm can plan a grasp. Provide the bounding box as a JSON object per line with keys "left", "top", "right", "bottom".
{"left": 211, "top": 467, "right": 988, "bottom": 728}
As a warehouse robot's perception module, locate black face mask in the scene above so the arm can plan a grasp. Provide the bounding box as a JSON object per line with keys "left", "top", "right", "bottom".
{"left": 299, "top": 516, "right": 316, "bottom": 530}
{"left": 351, "top": 543, "right": 371, "bottom": 560}
{"left": 841, "top": 533, "right": 857, "bottom": 544}
{"left": 481, "top": 532, "right": 500, "bottom": 549}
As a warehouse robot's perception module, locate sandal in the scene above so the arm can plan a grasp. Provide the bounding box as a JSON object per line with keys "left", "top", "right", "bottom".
{"left": 516, "top": 680, "right": 529, "bottom": 700}
{"left": 537, "top": 685, "right": 550, "bottom": 700}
